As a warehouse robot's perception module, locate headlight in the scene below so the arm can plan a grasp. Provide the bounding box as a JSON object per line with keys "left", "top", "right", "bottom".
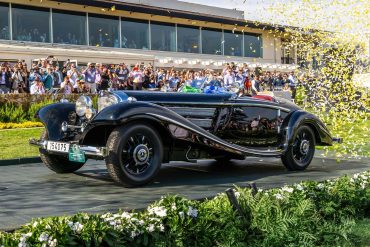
{"left": 76, "top": 96, "right": 94, "bottom": 119}
{"left": 98, "top": 93, "right": 120, "bottom": 112}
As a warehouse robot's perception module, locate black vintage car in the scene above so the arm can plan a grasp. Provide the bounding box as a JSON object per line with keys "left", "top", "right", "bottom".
{"left": 30, "top": 91, "right": 341, "bottom": 187}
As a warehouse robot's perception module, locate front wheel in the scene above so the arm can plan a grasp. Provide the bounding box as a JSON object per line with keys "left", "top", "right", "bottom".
{"left": 39, "top": 130, "right": 85, "bottom": 173}
{"left": 105, "top": 124, "right": 163, "bottom": 187}
{"left": 281, "top": 125, "right": 315, "bottom": 171}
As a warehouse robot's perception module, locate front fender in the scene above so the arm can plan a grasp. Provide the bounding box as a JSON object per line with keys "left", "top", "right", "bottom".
{"left": 281, "top": 110, "right": 333, "bottom": 150}
{"left": 37, "top": 103, "right": 76, "bottom": 141}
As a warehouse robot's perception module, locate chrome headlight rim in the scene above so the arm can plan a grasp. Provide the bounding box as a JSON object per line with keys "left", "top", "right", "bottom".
{"left": 98, "top": 92, "right": 121, "bottom": 112}
{"left": 76, "top": 95, "right": 94, "bottom": 119}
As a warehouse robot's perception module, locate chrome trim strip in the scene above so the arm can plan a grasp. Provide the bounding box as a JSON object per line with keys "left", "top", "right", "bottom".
{"left": 146, "top": 113, "right": 282, "bottom": 157}
{"left": 168, "top": 106, "right": 216, "bottom": 117}
{"left": 154, "top": 101, "right": 291, "bottom": 112}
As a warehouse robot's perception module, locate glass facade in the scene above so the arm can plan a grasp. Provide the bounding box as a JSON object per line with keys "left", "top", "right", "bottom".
{"left": 177, "top": 25, "right": 200, "bottom": 53}
{"left": 201, "top": 28, "right": 222, "bottom": 55}
{"left": 121, "top": 18, "right": 149, "bottom": 50}
{"left": 12, "top": 5, "right": 50, "bottom": 43}
{"left": 244, "top": 33, "right": 262, "bottom": 58}
{"left": 224, "top": 30, "right": 243, "bottom": 57}
{"left": 53, "top": 10, "right": 86, "bottom": 45}
{"left": 89, "top": 14, "right": 119, "bottom": 48}
{"left": 3, "top": 3, "right": 267, "bottom": 60}
{"left": 0, "top": 3, "right": 9, "bottom": 40}
{"left": 150, "top": 21, "right": 176, "bottom": 52}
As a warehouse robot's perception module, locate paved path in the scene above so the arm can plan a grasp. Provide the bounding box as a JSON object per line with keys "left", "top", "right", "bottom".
{"left": 0, "top": 156, "right": 369, "bottom": 230}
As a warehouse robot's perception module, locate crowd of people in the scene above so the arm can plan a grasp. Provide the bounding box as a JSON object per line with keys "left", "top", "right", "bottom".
{"left": 0, "top": 58, "right": 298, "bottom": 98}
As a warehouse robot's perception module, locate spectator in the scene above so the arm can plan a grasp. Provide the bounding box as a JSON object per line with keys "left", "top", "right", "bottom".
{"left": 0, "top": 64, "right": 11, "bottom": 94}
{"left": 11, "top": 65, "right": 24, "bottom": 93}
{"left": 40, "top": 68, "right": 53, "bottom": 91}
{"left": 83, "top": 63, "right": 97, "bottom": 93}
{"left": 67, "top": 63, "right": 80, "bottom": 89}
{"left": 30, "top": 77, "right": 45, "bottom": 95}
{"left": 130, "top": 64, "right": 143, "bottom": 90}
{"left": 60, "top": 76, "right": 74, "bottom": 95}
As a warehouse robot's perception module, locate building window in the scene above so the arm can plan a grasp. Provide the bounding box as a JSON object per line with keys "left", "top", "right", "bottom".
{"left": 201, "top": 28, "right": 222, "bottom": 55}
{"left": 150, "top": 21, "right": 176, "bottom": 52}
{"left": 281, "top": 38, "right": 294, "bottom": 64}
{"left": 12, "top": 4, "right": 50, "bottom": 43}
{"left": 177, "top": 25, "right": 200, "bottom": 53}
{"left": 0, "top": 3, "right": 9, "bottom": 40}
{"left": 53, "top": 10, "right": 86, "bottom": 45}
{"left": 121, "top": 18, "right": 149, "bottom": 50}
{"left": 244, "top": 33, "right": 262, "bottom": 58}
{"left": 223, "top": 30, "right": 243, "bottom": 57}
{"left": 89, "top": 14, "right": 119, "bottom": 48}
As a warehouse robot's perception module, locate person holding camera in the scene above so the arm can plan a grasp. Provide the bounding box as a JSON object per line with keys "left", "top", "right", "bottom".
{"left": 60, "top": 76, "right": 74, "bottom": 95}
{"left": 11, "top": 65, "right": 24, "bottom": 93}
{"left": 83, "top": 62, "right": 97, "bottom": 93}
{"left": 30, "top": 77, "right": 45, "bottom": 95}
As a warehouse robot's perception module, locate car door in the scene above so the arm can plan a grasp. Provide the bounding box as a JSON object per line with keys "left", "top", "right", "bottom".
{"left": 216, "top": 104, "right": 283, "bottom": 148}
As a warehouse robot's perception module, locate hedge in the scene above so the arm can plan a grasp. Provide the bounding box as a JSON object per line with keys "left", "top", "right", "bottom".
{"left": 0, "top": 94, "right": 96, "bottom": 123}
{"left": 1, "top": 171, "right": 369, "bottom": 247}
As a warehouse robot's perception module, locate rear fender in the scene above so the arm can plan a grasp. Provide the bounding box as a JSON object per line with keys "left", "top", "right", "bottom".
{"left": 280, "top": 110, "right": 332, "bottom": 150}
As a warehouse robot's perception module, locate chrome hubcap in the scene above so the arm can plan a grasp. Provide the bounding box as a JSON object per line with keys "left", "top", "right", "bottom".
{"left": 133, "top": 144, "right": 149, "bottom": 165}
{"left": 300, "top": 140, "right": 310, "bottom": 155}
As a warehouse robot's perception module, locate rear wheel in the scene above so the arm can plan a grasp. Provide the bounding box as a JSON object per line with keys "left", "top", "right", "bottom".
{"left": 105, "top": 124, "right": 163, "bottom": 187}
{"left": 281, "top": 125, "right": 315, "bottom": 171}
{"left": 40, "top": 130, "right": 85, "bottom": 173}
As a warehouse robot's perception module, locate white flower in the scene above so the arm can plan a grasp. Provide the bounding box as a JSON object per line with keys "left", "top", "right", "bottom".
{"left": 121, "top": 212, "right": 131, "bottom": 219}
{"left": 130, "top": 231, "right": 138, "bottom": 238}
{"left": 361, "top": 182, "right": 367, "bottom": 189}
{"left": 258, "top": 188, "right": 263, "bottom": 193}
{"left": 147, "top": 224, "right": 155, "bottom": 233}
{"left": 179, "top": 211, "right": 185, "bottom": 218}
{"left": 274, "top": 193, "right": 284, "bottom": 200}
{"left": 68, "top": 221, "right": 83, "bottom": 233}
{"left": 187, "top": 206, "right": 198, "bottom": 218}
{"left": 48, "top": 238, "right": 57, "bottom": 247}
{"left": 38, "top": 232, "right": 49, "bottom": 242}
{"left": 171, "top": 203, "right": 177, "bottom": 211}
{"left": 148, "top": 206, "right": 167, "bottom": 218}
{"left": 316, "top": 183, "right": 324, "bottom": 189}
{"left": 138, "top": 220, "right": 145, "bottom": 226}
{"left": 281, "top": 186, "right": 294, "bottom": 193}
{"left": 354, "top": 173, "right": 360, "bottom": 179}
{"left": 159, "top": 224, "right": 165, "bottom": 232}
{"left": 295, "top": 184, "right": 304, "bottom": 191}
{"left": 32, "top": 221, "right": 38, "bottom": 228}
{"left": 234, "top": 191, "right": 241, "bottom": 198}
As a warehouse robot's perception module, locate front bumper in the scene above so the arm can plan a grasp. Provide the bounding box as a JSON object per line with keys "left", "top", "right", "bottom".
{"left": 29, "top": 138, "right": 107, "bottom": 159}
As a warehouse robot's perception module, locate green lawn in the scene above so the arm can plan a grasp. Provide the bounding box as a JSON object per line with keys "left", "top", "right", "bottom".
{"left": 0, "top": 128, "right": 44, "bottom": 159}
{"left": 322, "top": 118, "right": 370, "bottom": 157}
{"left": 351, "top": 218, "right": 370, "bottom": 246}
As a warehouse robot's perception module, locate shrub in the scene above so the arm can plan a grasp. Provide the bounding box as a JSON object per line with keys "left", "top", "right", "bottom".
{"left": 1, "top": 171, "right": 369, "bottom": 247}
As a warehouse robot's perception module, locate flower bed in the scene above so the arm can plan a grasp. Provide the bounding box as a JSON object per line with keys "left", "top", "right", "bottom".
{"left": 1, "top": 171, "right": 369, "bottom": 247}
{"left": 0, "top": 121, "right": 43, "bottom": 129}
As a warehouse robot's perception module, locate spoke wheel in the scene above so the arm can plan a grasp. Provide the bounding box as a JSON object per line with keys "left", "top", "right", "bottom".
{"left": 106, "top": 124, "right": 163, "bottom": 187}
{"left": 121, "top": 134, "right": 154, "bottom": 176}
{"left": 281, "top": 125, "right": 315, "bottom": 171}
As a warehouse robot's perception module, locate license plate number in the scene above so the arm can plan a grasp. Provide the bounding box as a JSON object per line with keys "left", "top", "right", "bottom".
{"left": 47, "top": 141, "right": 70, "bottom": 153}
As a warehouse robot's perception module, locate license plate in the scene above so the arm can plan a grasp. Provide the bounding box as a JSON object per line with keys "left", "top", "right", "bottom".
{"left": 46, "top": 141, "right": 70, "bottom": 153}
{"left": 68, "top": 144, "right": 86, "bottom": 163}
